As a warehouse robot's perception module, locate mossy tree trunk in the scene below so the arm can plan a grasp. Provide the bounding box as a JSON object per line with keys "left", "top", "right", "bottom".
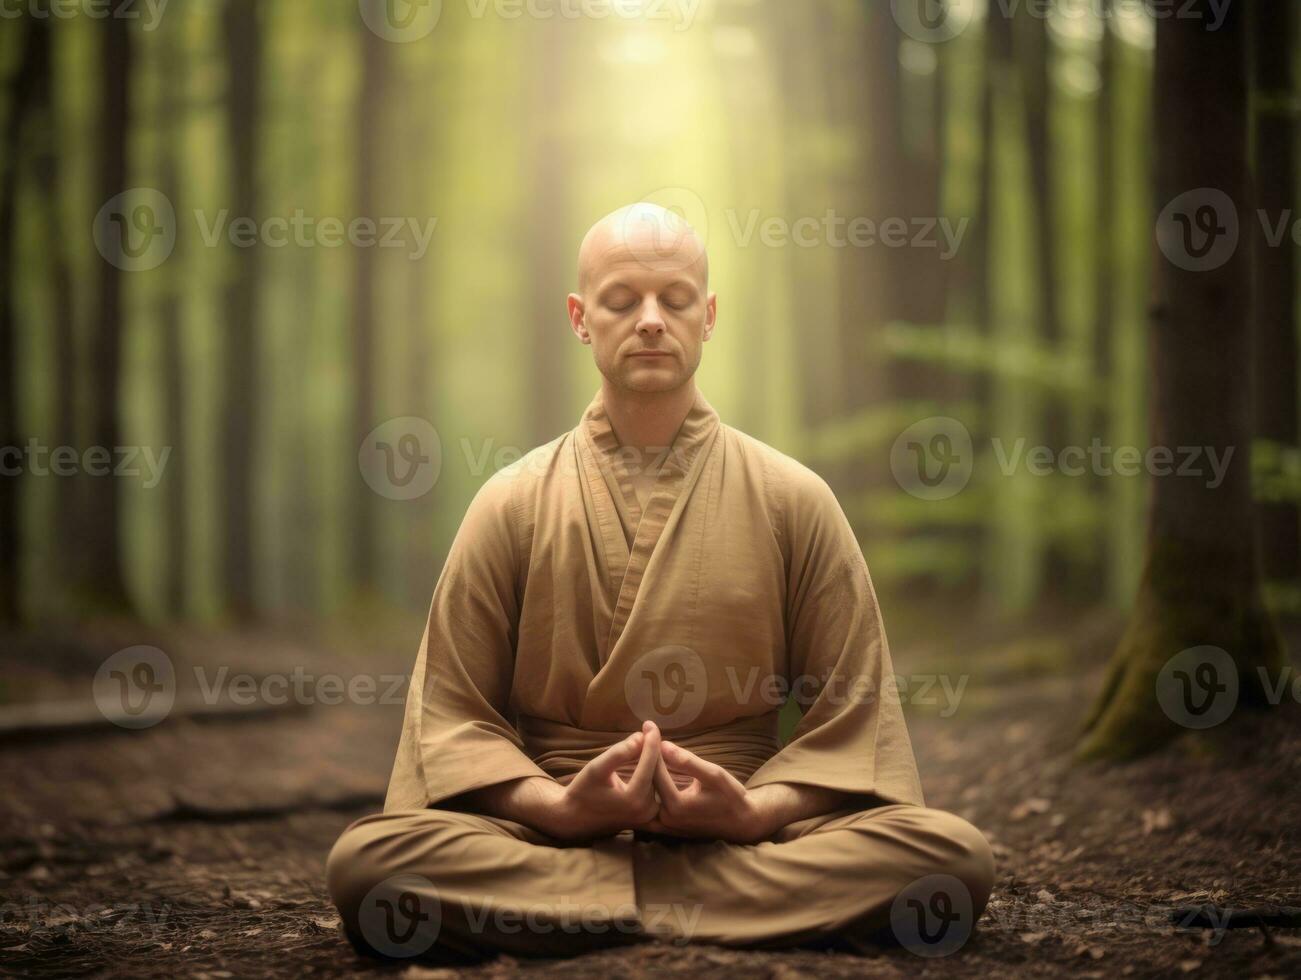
{"left": 1079, "top": 0, "right": 1285, "bottom": 760}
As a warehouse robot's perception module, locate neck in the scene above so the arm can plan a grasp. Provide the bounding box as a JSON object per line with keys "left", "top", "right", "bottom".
{"left": 600, "top": 377, "right": 698, "bottom": 453}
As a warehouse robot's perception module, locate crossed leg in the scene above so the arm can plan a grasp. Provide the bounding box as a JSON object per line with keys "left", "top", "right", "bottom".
{"left": 326, "top": 803, "right": 994, "bottom": 962}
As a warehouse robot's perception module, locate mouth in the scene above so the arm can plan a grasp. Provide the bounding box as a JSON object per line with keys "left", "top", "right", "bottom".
{"left": 627, "top": 350, "right": 673, "bottom": 359}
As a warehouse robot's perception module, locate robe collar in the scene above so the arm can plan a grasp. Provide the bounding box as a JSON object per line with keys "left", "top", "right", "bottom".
{"left": 577, "top": 386, "right": 721, "bottom": 658}
{"left": 580, "top": 385, "right": 719, "bottom": 530}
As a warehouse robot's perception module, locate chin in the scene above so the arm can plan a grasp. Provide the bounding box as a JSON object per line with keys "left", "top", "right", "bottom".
{"left": 619, "top": 371, "right": 684, "bottom": 394}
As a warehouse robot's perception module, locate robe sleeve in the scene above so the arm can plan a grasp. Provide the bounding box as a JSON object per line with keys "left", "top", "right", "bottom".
{"left": 743, "top": 462, "right": 926, "bottom": 807}
{"left": 383, "top": 468, "right": 554, "bottom": 811}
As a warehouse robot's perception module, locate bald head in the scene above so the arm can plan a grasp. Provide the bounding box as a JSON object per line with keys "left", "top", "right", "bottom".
{"left": 566, "top": 202, "right": 717, "bottom": 396}
{"left": 576, "top": 203, "right": 709, "bottom": 294}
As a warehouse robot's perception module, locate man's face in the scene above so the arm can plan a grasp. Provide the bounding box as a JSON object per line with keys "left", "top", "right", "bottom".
{"left": 568, "top": 213, "right": 716, "bottom": 394}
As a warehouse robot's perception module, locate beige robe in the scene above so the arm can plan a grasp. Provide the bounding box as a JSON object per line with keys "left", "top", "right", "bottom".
{"left": 384, "top": 387, "right": 924, "bottom": 811}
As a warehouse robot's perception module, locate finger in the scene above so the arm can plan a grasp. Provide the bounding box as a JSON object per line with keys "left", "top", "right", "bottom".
{"left": 586, "top": 732, "right": 644, "bottom": 781}
{"left": 652, "top": 755, "right": 682, "bottom": 806}
{"left": 624, "top": 723, "right": 661, "bottom": 796}
{"left": 661, "top": 740, "right": 722, "bottom": 784}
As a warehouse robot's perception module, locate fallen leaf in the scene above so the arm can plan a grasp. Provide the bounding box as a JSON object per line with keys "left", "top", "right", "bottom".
{"left": 1010, "top": 798, "right": 1052, "bottom": 821}
{"left": 400, "top": 968, "right": 458, "bottom": 980}
{"left": 1142, "top": 808, "right": 1173, "bottom": 834}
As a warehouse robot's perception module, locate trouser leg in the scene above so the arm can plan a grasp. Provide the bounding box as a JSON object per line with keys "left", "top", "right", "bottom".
{"left": 326, "top": 809, "right": 642, "bottom": 961}
{"left": 632, "top": 804, "right": 995, "bottom": 951}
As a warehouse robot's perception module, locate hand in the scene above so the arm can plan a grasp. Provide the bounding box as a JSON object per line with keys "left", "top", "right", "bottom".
{"left": 640, "top": 740, "right": 769, "bottom": 844}
{"left": 544, "top": 720, "right": 662, "bottom": 841}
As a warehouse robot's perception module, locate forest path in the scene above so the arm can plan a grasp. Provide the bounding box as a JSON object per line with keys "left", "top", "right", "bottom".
{"left": 0, "top": 619, "right": 1298, "bottom": 978}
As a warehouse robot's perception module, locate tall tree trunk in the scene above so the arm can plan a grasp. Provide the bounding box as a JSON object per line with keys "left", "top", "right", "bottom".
{"left": 1090, "top": 1, "right": 1116, "bottom": 603}
{"left": 221, "top": 0, "right": 261, "bottom": 618}
{"left": 28, "top": 10, "right": 81, "bottom": 611}
{"left": 405, "top": 71, "right": 436, "bottom": 607}
{"left": 0, "top": 15, "right": 46, "bottom": 624}
{"left": 526, "top": 21, "right": 571, "bottom": 445}
{"left": 350, "top": 19, "right": 385, "bottom": 597}
{"left": 84, "top": 3, "right": 136, "bottom": 615}
{"left": 283, "top": 57, "right": 320, "bottom": 615}
{"left": 962, "top": 0, "right": 1015, "bottom": 604}
{"left": 969, "top": 2, "right": 1014, "bottom": 411}
{"left": 866, "top": 4, "right": 953, "bottom": 595}
{"left": 834, "top": 4, "right": 887, "bottom": 418}
{"left": 1252, "top": 0, "right": 1299, "bottom": 585}
{"left": 1080, "top": 0, "right": 1285, "bottom": 759}
{"left": 1020, "top": 9, "right": 1059, "bottom": 375}
{"left": 157, "top": 18, "right": 187, "bottom": 618}
{"left": 1018, "top": 6, "right": 1072, "bottom": 597}
{"left": 869, "top": 6, "right": 949, "bottom": 341}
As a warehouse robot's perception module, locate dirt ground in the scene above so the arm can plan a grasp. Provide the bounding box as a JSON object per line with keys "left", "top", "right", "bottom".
{"left": 0, "top": 611, "right": 1298, "bottom": 979}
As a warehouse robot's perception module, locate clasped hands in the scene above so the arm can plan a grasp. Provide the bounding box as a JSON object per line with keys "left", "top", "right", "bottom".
{"left": 547, "top": 720, "right": 770, "bottom": 844}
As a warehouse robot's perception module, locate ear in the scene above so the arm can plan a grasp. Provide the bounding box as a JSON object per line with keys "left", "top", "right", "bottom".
{"left": 702, "top": 292, "right": 717, "bottom": 342}
{"left": 567, "top": 294, "right": 590, "bottom": 344}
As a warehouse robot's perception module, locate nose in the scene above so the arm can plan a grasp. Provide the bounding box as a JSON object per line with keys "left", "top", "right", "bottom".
{"left": 635, "top": 296, "right": 666, "bottom": 337}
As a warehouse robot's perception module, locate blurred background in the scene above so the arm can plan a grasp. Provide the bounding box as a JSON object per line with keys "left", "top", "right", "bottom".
{"left": 0, "top": 0, "right": 1186, "bottom": 627}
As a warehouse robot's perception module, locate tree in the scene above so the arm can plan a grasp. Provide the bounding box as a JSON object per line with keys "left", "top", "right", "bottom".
{"left": 349, "top": 16, "right": 386, "bottom": 597}
{"left": 403, "top": 51, "right": 437, "bottom": 607}
{"left": 29, "top": 12, "right": 82, "bottom": 613}
{"left": 0, "top": 14, "right": 46, "bottom": 624}
{"left": 525, "top": 20, "right": 572, "bottom": 445}
{"left": 1080, "top": 0, "right": 1285, "bottom": 759}
{"left": 970, "top": 0, "right": 1015, "bottom": 409}
{"left": 1251, "top": 0, "right": 1299, "bottom": 585}
{"left": 157, "top": 13, "right": 188, "bottom": 618}
{"left": 1019, "top": 6, "right": 1060, "bottom": 382}
{"left": 84, "top": 2, "right": 137, "bottom": 615}
{"left": 1090, "top": 0, "right": 1116, "bottom": 600}
{"left": 221, "top": 0, "right": 262, "bottom": 618}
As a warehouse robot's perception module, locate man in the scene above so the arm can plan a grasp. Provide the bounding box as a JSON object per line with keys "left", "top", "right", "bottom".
{"left": 326, "top": 203, "right": 994, "bottom": 961}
